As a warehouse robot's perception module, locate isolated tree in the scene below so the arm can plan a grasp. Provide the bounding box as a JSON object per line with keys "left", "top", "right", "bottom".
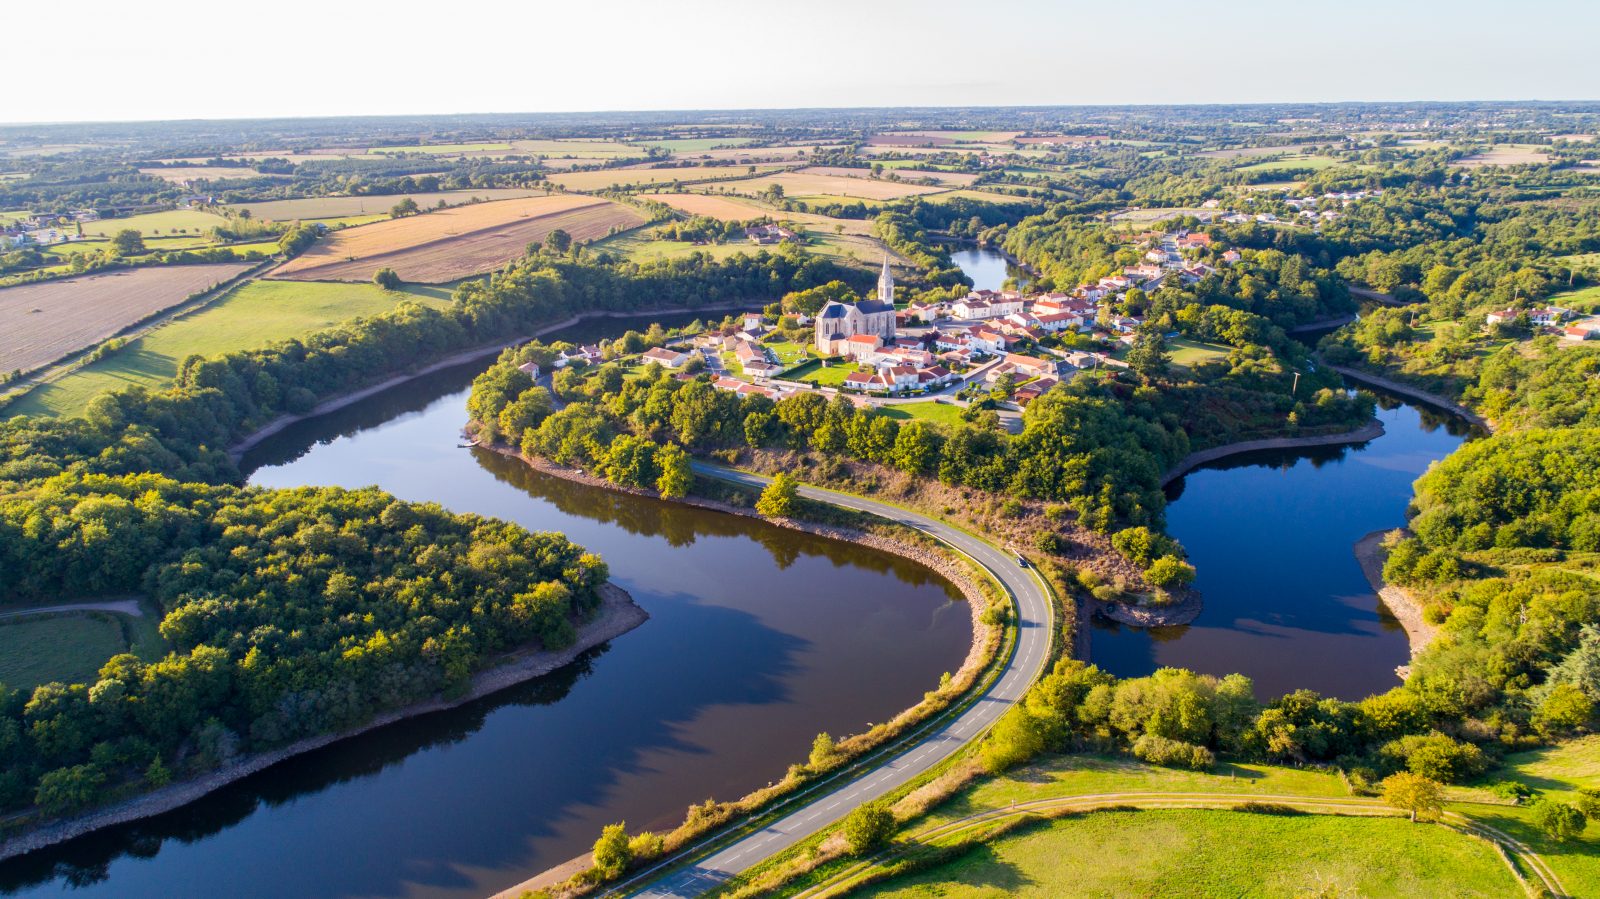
{"left": 1531, "top": 800, "right": 1588, "bottom": 842}
{"left": 841, "top": 800, "right": 895, "bottom": 855}
{"left": 546, "top": 228, "right": 573, "bottom": 253}
{"left": 110, "top": 229, "right": 145, "bottom": 256}
{"left": 756, "top": 472, "right": 798, "bottom": 518}
{"left": 389, "top": 197, "right": 420, "bottom": 218}
{"left": 591, "top": 822, "right": 633, "bottom": 878}
{"left": 373, "top": 268, "right": 402, "bottom": 290}
{"left": 809, "top": 732, "right": 836, "bottom": 768}
{"left": 1382, "top": 772, "right": 1443, "bottom": 823}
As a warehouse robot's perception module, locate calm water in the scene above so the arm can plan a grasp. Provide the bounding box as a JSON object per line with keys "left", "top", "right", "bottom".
{"left": 949, "top": 246, "right": 1024, "bottom": 292}
{"left": 1090, "top": 396, "right": 1478, "bottom": 699}
{"left": 0, "top": 321, "right": 970, "bottom": 898}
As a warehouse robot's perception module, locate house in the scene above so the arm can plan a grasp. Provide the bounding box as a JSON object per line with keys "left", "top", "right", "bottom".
{"left": 1002, "top": 353, "right": 1057, "bottom": 380}
{"left": 517, "top": 361, "right": 541, "bottom": 379}
{"left": 641, "top": 347, "right": 689, "bottom": 368}
{"left": 1176, "top": 232, "right": 1213, "bottom": 250}
{"left": 1221, "top": 250, "right": 1242, "bottom": 264}
{"left": 1097, "top": 275, "right": 1131, "bottom": 292}
{"left": 1015, "top": 376, "right": 1059, "bottom": 405}
{"left": 745, "top": 223, "right": 799, "bottom": 244}
{"left": 734, "top": 340, "right": 782, "bottom": 376}
{"left": 1034, "top": 311, "right": 1083, "bottom": 333}
{"left": 1562, "top": 323, "right": 1598, "bottom": 341}
{"left": 841, "top": 334, "right": 884, "bottom": 360}
{"left": 843, "top": 370, "right": 883, "bottom": 392}
{"left": 968, "top": 328, "right": 1008, "bottom": 355}
{"left": 554, "top": 344, "right": 604, "bottom": 368}
{"left": 742, "top": 312, "right": 765, "bottom": 330}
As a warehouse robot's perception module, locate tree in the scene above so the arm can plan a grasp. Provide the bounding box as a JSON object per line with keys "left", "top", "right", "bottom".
{"left": 655, "top": 443, "right": 692, "bottom": 499}
{"left": 1145, "top": 555, "right": 1196, "bottom": 589}
{"left": 1381, "top": 772, "right": 1443, "bottom": 823}
{"left": 756, "top": 472, "right": 798, "bottom": 518}
{"left": 110, "top": 229, "right": 145, "bottom": 257}
{"left": 592, "top": 821, "right": 633, "bottom": 878}
{"left": 841, "top": 800, "right": 895, "bottom": 854}
{"left": 1125, "top": 333, "right": 1170, "bottom": 380}
{"left": 34, "top": 764, "right": 105, "bottom": 813}
{"left": 1530, "top": 799, "right": 1587, "bottom": 842}
{"left": 373, "top": 268, "right": 402, "bottom": 290}
{"left": 546, "top": 228, "right": 573, "bottom": 253}
{"left": 809, "top": 732, "right": 836, "bottom": 768}
{"left": 389, "top": 197, "right": 420, "bottom": 218}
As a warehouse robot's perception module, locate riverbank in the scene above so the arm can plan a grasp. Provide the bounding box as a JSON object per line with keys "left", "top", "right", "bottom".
{"left": 1087, "top": 591, "right": 1203, "bottom": 628}
{"left": 1353, "top": 529, "right": 1437, "bottom": 663}
{"left": 1160, "top": 420, "right": 1386, "bottom": 487}
{"left": 228, "top": 302, "right": 759, "bottom": 460}
{"left": 1325, "top": 363, "right": 1494, "bottom": 433}
{"left": 0, "top": 583, "right": 646, "bottom": 864}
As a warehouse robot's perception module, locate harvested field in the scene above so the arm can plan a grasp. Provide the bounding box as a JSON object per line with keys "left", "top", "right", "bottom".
{"left": 511, "top": 139, "right": 642, "bottom": 157}
{"left": 138, "top": 167, "right": 288, "bottom": 183}
{"left": 270, "top": 195, "right": 645, "bottom": 283}
{"left": 691, "top": 144, "right": 845, "bottom": 162}
{"left": 1452, "top": 145, "right": 1554, "bottom": 167}
{"left": 82, "top": 209, "right": 228, "bottom": 238}
{"left": 0, "top": 263, "right": 252, "bottom": 374}
{"left": 706, "top": 171, "right": 947, "bottom": 202}
{"left": 799, "top": 165, "right": 979, "bottom": 186}
{"left": 644, "top": 193, "right": 876, "bottom": 235}
{"left": 225, "top": 188, "right": 549, "bottom": 222}
{"left": 547, "top": 164, "right": 786, "bottom": 191}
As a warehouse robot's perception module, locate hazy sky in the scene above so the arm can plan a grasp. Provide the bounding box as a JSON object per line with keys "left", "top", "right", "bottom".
{"left": 7, "top": 0, "right": 1598, "bottom": 124}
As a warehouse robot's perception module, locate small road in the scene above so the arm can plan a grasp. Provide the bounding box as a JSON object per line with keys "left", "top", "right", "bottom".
{"left": 624, "top": 464, "right": 1054, "bottom": 898}
{"left": 0, "top": 599, "right": 144, "bottom": 621}
{"left": 793, "top": 791, "right": 1566, "bottom": 899}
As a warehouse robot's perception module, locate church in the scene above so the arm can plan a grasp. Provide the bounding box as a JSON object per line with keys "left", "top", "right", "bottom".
{"left": 814, "top": 255, "right": 897, "bottom": 355}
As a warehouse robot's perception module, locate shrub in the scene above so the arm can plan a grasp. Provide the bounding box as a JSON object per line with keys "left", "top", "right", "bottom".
{"left": 841, "top": 800, "right": 896, "bottom": 854}
{"left": 1131, "top": 734, "right": 1214, "bottom": 770}
{"left": 1379, "top": 732, "right": 1488, "bottom": 783}
{"left": 591, "top": 822, "right": 633, "bottom": 879}
{"left": 1530, "top": 799, "right": 1587, "bottom": 842}
{"left": 1489, "top": 780, "right": 1538, "bottom": 805}
{"left": 1144, "top": 555, "right": 1196, "bottom": 589}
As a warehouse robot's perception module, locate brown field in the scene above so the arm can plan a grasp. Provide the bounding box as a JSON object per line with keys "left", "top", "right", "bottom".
{"left": 139, "top": 167, "right": 289, "bottom": 183}
{"left": 547, "top": 164, "right": 787, "bottom": 192}
{"left": 800, "top": 165, "right": 979, "bottom": 187}
{"left": 704, "top": 171, "right": 947, "bottom": 202}
{"left": 643, "top": 193, "right": 877, "bottom": 235}
{"left": 271, "top": 195, "right": 645, "bottom": 283}
{"left": 685, "top": 144, "right": 847, "bottom": 162}
{"left": 868, "top": 130, "right": 1020, "bottom": 147}
{"left": 225, "top": 188, "right": 550, "bottom": 222}
{"left": 1197, "top": 144, "right": 1314, "bottom": 159}
{"left": 0, "top": 263, "right": 253, "bottom": 375}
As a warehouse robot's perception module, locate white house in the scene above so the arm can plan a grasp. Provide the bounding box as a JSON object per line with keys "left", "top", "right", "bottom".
{"left": 641, "top": 347, "right": 689, "bottom": 368}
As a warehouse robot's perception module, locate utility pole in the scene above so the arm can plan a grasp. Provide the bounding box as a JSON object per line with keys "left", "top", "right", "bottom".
{"left": 1292, "top": 370, "right": 1301, "bottom": 395}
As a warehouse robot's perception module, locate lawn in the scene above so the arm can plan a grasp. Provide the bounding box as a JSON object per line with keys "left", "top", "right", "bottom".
{"left": 879, "top": 401, "right": 967, "bottom": 427}
{"left": 1550, "top": 283, "right": 1600, "bottom": 313}
{"left": 8, "top": 279, "right": 452, "bottom": 418}
{"left": 81, "top": 209, "right": 228, "bottom": 238}
{"left": 0, "top": 611, "right": 159, "bottom": 690}
{"left": 1166, "top": 336, "right": 1232, "bottom": 369}
{"left": 780, "top": 358, "right": 859, "bottom": 386}
{"left": 855, "top": 809, "right": 1517, "bottom": 898}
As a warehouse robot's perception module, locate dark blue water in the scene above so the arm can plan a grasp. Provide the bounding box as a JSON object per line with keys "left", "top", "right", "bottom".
{"left": 1090, "top": 397, "right": 1477, "bottom": 699}
{"left": 950, "top": 246, "right": 1018, "bottom": 292}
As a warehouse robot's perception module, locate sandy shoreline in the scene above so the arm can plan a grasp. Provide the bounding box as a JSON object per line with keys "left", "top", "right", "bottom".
{"left": 1161, "top": 419, "right": 1386, "bottom": 487}
{"left": 1353, "top": 529, "right": 1437, "bottom": 661}
{"left": 0, "top": 583, "right": 647, "bottom": 864}
{"left": 228, "top": 302, "right": 760, "bottom": 460}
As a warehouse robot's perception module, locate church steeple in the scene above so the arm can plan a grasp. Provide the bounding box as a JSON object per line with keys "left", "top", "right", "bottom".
{"left": 877, "top": 253, "right": 894, "bottom": 305}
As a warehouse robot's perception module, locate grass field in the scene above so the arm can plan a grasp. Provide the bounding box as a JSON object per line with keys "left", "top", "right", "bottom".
{"left": 779, "top": 358, "right": 859, "bottom": 386}
{"left": 41, "top": 235, "right": 214, "bottom": 257}
{"left": 81, "top": 209, "right": 228, "bottom": 238}
{"left": 922, "top": 189, "right": 1040, "bottom": 205}
{"left": 0, "top": 615, "right": 128, "bottom": 689}
{"left": 879, "top": 401, "right": 967, "bottom": 426}
{"left": 1237, "top": 154, "right": 1340, "bottom": 172}
{"left": 7, "top": 280, "right": 451, "bottom": 418}
{"left": 1452, "top": 145, "right": 1554, "bottom": 167}
{"left": 138, "top": 166, "right": 288, "bottom": 183}
{"left": 856, "top": 809, "right": 1517, "bottom": 898}
{"left": 511, "top": 139, "right": 642, "bottom": 158}
{"left": 798, "top": 165, "right": 980, "bottom": 187}
{"left": 1549, "top": 283, "right": 1600, "bottom": 312}
{"left": 1166, "top": 336, "right": 1232, "bottom": 369}
{"left": 638, "top": 137, "right": 758, "bottom": 153}
{"left": 710, "top": 171, "right": 947, "bottom": 202}
{"left": 1453, "top": 735, "right": 1600, "bottom": 895}
{"left": 0, "top": 263, "right": 254, "bottom": 376}
{"left": 592, "top": 232, "right": 756, "bottom": 263}
{"left": 366, "top": 142, "right": 512, "bottom": 155}
{"left": 271, "top": 195, "right": 644, "bottom": 283}
{"left": 226, "top": 188, "right": 549, "bottom": 222}
{"left": 547, "top": 164, "right": 786, "bottom": 192}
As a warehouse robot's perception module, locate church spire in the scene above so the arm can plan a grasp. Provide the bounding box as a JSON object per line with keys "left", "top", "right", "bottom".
{"left": 877, "top": 252, "right": 894, "bottom": 305}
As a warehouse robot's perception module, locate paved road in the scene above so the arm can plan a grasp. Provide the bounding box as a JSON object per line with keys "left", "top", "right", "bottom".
{"left": 626, "top": 464, "right": 1054, "bottom": 898}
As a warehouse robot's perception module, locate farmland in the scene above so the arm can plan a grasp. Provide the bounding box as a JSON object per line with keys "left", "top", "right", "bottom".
{"left": 81, "top": 208, "right": 228, "bottom": 238}
{"left": 270, "top": 195, "right": 646, "bottom": 283}
{"left": 0, "top": 263, "right": 253, "bottom": 375}
{"left": 367, "top": 142, "right": 512, "bottom": 155}
{"left": 137, "top": 166, "right": 289, "bottom": 183}
{"left": 1237, "top": 154, "right": 1339, "bottom": 172}
{"left": 702, "top": 170, "right": 948, "bottom": 202}
{"left": 0, "top": 614, "right": 136, "bottom": 691}
{"left": 1451, "top": 144, "right": 1554, "bottom": 167}
{"left": 854, "top": 809, "right": 1517, "bottom": 898}
{"left": 225, "top": 188, "right": 549, "bottom": 222}
{"left": 642, "top": 193, "right": 877, "bottom": 235}
{"left": 7, "top": 279, "right": 452, "bottom": 418}
{"left": 799, "top": 165, "right": 980, "bottom": 186}
{"left": 637, "top": 137, "right": 758, "bottom": 152}
{"left": 547, "top": 164, "right": 787, "bottom": 192}
{"left": 591, "top": 233, "right": 756, "bottom": 263}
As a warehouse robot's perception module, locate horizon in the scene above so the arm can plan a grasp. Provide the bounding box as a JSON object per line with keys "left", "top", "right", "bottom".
{"left": 7, "top": 0, "right": 1599, "bottom": 126}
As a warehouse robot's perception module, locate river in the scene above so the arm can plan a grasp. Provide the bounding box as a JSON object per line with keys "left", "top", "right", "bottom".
{"left": 0, "top": 314, "right": 971, "bottom": 899}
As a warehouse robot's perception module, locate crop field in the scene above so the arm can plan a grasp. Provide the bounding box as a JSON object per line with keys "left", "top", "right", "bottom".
{"left": 547, "top": 164, "right": 787, "bottom": 192}
{"left": 1237, "top": 154, "right": 1339, "bottom": 172}
{"left": 637, "top": 137, "right": 758, "bottom": 152}
{"left": 693, "top": 144, "right": 845, "bottom": 162}
{"left": 856, "top": 809, "right": 1517, "bottom": 898}
{"left": 1196, "top": 144, "right": 1315, "bottom": 159}
{"left": 42, "top": 235, "right": 215, "bottom": 257}
{"left": 271, "top": 195, "right": 645, "bottom": 283}
{"left": 367, "top": 142, "right": 513, "bottom": 155}
{"left": 922, "top": 189, "right": 1040, "bottom": 205}
{"left": 0, "top": 263, "right": 253, "bottom": 375}
{"left": 82, "top": 209, "right": 228, "bottom": 238}
{"left": 510, "top": 139, "right": 641, "bottom": 157}
{"left": 799, "top": 165, "right": 979, "bottom": 187}
{"left": 225, "top": 188, "right": 550, "bottom": 221}
{"left": 1452, "top": 145, "right": 1554, "bottom": 167}
{"left": 708, "top": 171, "right": 947, "bottom": 202}
{"left": 868, "top": 130, "right": 1020, "bottom": 147}
{"left": 591, "top": 233, "right": 757, "bottom": 263}
{"left": 642, "top": 193, "right": 877, "bottom": 235}
{"left": 8, "top": 279, "right": 452, "bottom": 418}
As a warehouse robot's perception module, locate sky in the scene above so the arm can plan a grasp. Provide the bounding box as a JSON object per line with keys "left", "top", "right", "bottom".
{"left": 6, "top": 0, "right": 1599, "bottom": 124}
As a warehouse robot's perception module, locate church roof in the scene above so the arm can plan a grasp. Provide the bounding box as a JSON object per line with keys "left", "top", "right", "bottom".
{"left": 856, "top": 300, "right": 894, "bottom": 314}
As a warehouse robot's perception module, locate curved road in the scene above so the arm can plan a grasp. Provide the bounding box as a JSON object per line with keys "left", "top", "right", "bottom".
{"left": 624, "top": 463, "right": 1054, "bottom": 898}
